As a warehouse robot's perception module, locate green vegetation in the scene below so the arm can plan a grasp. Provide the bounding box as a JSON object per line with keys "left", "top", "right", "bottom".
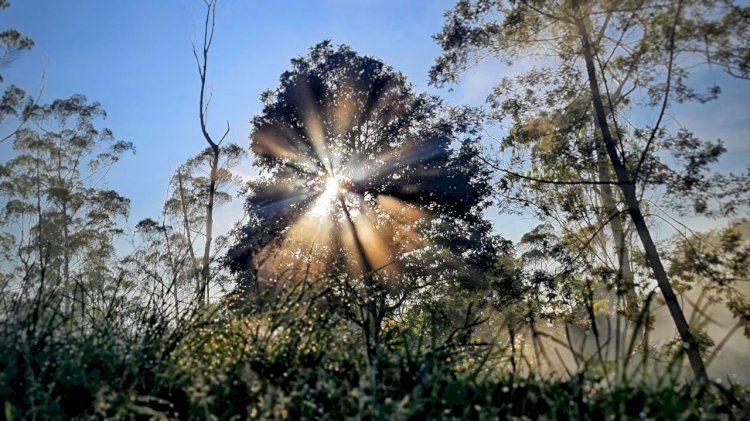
{"left": 1, "top": 284, "right": 748, "bottom": 419}
{"left": 1, "top": 0, "right": 749, "bottom": 419}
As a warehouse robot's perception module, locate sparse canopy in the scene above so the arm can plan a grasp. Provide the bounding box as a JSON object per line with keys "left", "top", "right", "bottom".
{"left": 429, "top": 0, "right": 750, "bottom": 381}
{"left": 0, "top": 95, "right": 134, "bottom": 318}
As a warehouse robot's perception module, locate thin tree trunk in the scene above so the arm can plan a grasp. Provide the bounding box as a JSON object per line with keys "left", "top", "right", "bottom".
{"left": 31, "top": 152, "right": 47, "bottom": 335}
{"left": 200, "top": 151, "right": 219, "bottom": 304}
{"left": 595, "top": 145, "right": 638, "bottom": 315}
{"left": 575, "top": 6, "right": 708, "bottom": 380}
{"left": 338, "top": 194, "right": 383, "bottom": 418}
{"left": 193, "top": 0, "right": 228, "bottom": 306}
{"left": 338, "top": 195, "right": 379, "bottom": 361}
{"left": 176, "top": 170, "right": 200, "bottom": 297}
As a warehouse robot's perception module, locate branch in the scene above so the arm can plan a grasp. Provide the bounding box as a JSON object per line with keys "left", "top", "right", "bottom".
{"left": 481, "top": 156, "right": 632, "bottom": 186}
{"left": 633, "top": 0, "right": 683, "bottom": 179}
{"left": 552, "top": 206, "right": 627, "bottom": 279}
{"left": 0, "top": 68, "right": 46, "bottom": 144}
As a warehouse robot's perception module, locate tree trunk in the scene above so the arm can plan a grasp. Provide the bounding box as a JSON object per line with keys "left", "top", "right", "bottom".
{"left": 338, "top": 195, "right": 379, "bottom": 360}
{"left": 194, "top": 0, "right": 225, "bottom": 307}
{"left": 575, "top": 7, "right": 708, "bottom": 380}
{"left": 338, "top": 194, "right": 382, "bottom": 417}
{"left": 200, "top": 149, "right": 219, "bottom": 305}
{"left": 595, "top": 144, "right": 638, "bottom": 315}
{"left": 176, "top": 170, "right": 200, "bottom": 299}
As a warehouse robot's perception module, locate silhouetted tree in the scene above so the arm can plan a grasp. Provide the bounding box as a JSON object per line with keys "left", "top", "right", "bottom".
{"left": 228, "top": 42, "right": 506, "bottom": 373}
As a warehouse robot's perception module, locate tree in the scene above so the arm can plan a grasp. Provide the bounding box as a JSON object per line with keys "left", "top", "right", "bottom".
{"left": 228, "top": 41, "right": 504, "bottom": 372}
{"left": 430, "top": 0, "right": 750, "bottom": 380}
{"left": 124, "top": 0, "right": 244, "bottom": 311}
{"left": 1, "top": 0, "right": 36, "bottom": 144}
{"left": 0, "top": 0, "right": 33, "bottom": 82}
{"left": 162, "top": 143, "right": 245, "bottom": 303}
{"left": 668, "top": 220, "right": 750, "bottom": 341}
{"left": 191, "top": 0, "right": 233, "bottom": 305}
{"left": 477, "top": 65, "right": 641, "bottom": 317}
{"left": 124, "top": 217, "right": 194, "bottom": 317}
{"left": 0, "top": 95, "right": 134, "bottom": 324}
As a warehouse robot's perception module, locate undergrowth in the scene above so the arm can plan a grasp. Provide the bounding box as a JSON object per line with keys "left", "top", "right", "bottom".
{"left": 1, "top": 286, "right": 748, "bottom": 420}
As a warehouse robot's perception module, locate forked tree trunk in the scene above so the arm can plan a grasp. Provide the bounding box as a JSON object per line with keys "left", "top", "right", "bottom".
{"left": 338, "top": 195, "right": 380, "bottom": 361}
{"left": 575, "top": 7, "right": 708, "bottom": 381}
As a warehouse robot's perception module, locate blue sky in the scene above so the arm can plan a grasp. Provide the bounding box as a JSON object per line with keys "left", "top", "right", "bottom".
{"left": 2, "top": 0, "right": 748, "bottom": 242}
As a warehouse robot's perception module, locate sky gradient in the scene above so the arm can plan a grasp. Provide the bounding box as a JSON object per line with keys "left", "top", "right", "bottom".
{"left": 2, "top": 0, "right": 748, "bottom": 242}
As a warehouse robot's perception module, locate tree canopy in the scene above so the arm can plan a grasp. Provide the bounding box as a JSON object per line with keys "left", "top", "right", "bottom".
{"left": 0, "top": 2, "right": 749, "bottom": 418}
{"left": 430, "top": 0, "right": 750, "bottom": 380}
{"left": 228, "top": 41, "right": 504, "bottom": 292}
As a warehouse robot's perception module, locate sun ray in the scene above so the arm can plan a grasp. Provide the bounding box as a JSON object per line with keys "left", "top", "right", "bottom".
{"left": 231, "top": 43, "right": 492, "bottom": 295}
{"left": 351, "top": 199, "right": 397, "bottom": 275}
{"left": 308, "top": 176, "right": 341, "bottom": 217}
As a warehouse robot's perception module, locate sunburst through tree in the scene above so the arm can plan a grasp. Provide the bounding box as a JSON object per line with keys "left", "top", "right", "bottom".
{"left": 228, "top": 42, "right": 505, "bottom": 359}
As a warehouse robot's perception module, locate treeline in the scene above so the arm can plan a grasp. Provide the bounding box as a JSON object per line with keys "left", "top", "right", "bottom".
{"left": 1, "top": 0, "right": 749, "bottom": 419}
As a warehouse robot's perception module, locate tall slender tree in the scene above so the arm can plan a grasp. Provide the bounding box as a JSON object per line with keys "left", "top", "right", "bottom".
{"left": 163, "top": 143, "right": 245, "bottom": 302}
{"left": 191, "top": 0, "right": 233, "bottom": 305}
{"left": 0, "top": 95, "right": 134, "bottom": 323}
{"left": 431, "top": 0, "right": 750, "bottom": 380}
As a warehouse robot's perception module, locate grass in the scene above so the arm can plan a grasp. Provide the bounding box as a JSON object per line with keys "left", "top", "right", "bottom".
{"left": 1, "top": 280, "right": 748, "bottom": 420}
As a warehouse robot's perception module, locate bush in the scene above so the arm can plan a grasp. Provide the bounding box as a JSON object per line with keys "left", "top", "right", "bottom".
{"left": 1, "top": 286, "right": 748, "bottom": 420}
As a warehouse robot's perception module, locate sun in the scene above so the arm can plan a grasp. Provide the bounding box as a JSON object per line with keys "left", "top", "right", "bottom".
{"left": 308, "top": 176, "right": 342, "bottom": 217}
{"left": 323, "top": 176, "right": 341, "bottom": 197}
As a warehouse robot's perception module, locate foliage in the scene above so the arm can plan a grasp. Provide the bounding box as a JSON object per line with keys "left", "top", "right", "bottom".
{"left": 165, "top": 144, "right": 246, "bottom": 240}
{"left": 429, "top": 0, "right": 750, "bottom": 380}
{"left": 669, "top": 220, "right": 750, "bottom": 337}
{"left": 226, "top": 42, "right": 515, "bottom": 357}
{"left": 430, "top": 0, "right": 750, "bottom": 221}
{"left": 228, "top": 41, "right": 501, "bottom": 282}
{"left": 0, "top": 0, "right": 749, "bottom": 418}
{"left": 0, "top": 0, "right": 33, "bottom": 83}
{"left": 1, "top": 279, "right": 748, "bottom": 420}
{"left": 0, "top": 95, "right": 134, "bottom": 323}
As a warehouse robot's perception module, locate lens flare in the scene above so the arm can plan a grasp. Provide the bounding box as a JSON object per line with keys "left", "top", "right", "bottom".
{"left": 309, "top": 176, "right": 341, "bottom": 217}
{"left": 229, "top": 44, "right": 487, "bottom": 285}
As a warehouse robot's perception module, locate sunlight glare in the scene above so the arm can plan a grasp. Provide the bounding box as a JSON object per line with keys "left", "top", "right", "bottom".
{"left": 308, "top": 176, "right": 341, "bottom": 217}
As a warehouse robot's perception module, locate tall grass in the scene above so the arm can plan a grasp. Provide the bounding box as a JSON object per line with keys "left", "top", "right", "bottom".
{"left": 1, "top": 267, "right": 748, "bottom": 420}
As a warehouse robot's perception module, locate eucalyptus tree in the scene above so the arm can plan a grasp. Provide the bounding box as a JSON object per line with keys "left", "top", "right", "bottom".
{"left": 124, "top": 218, "right": 194, "bottom": 316}
{"left": 191, "top": 0, "right": 235, "bottom": 305}
{"left": 124, "top": 0, "right": 243, "bottom": 310}
{"left": 228, "top": 42, "right": 505, "bottom": 367}
{"left": 0, "top": 95, "right": 134, "bottom": 323}
{"left": 480, "top": 69, "right": 642, "bottom": 316}
{"left": 0, "top": 0, "right": 32, "bottom": 81}
{"left": 162, "top": 143, "right": 245, "bottom": 303}
{"left": 1, "top": 0, "right": 35, "bottom": 144}
{"left": 430, "top": 0, "right": 750, "bottom": 380}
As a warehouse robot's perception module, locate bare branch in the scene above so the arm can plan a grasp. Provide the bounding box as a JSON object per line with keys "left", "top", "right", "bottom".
{"left": 481, "top": 156, "right": 633, "bottom": 186}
